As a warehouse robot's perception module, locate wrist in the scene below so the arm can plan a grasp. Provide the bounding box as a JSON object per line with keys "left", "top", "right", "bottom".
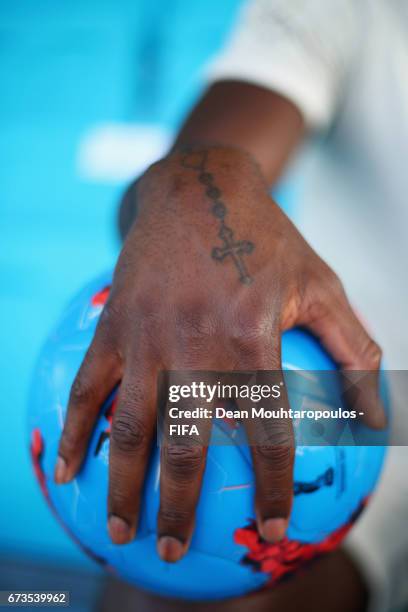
{"left": 139, "top": 144, "right": 268, "bottom": 203}
{"left": 118, "top": 144, "right": 269, "bottom": 242}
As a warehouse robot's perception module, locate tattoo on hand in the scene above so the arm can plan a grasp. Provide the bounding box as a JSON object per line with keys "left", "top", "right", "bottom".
{"left": 181, "top": 149, "right": 255, "bottom": 285}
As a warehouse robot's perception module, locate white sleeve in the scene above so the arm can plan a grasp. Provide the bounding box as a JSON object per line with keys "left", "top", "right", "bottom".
{"left": 207, "top": 0, "right": 361, "bottom": 130}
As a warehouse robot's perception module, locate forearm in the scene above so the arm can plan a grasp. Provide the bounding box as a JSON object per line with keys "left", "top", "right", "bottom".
{"left": 175, "top": 81, "right": 305, "bottom": 185}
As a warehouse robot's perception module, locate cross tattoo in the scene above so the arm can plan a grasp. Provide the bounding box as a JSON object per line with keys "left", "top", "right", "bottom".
{"left": 212, "top": 224, "right": 254, "bottom": 285}
{"left": 180, "top": 147, "right": 256, "bottom": 285}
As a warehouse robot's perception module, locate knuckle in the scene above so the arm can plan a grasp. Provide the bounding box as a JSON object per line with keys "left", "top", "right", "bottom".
{"left": 306, "top": 273, "right": 346, "bottom": 323}
{"left": 257, "top": 419, "right": 294, "bottom": 445}
{"left": 121, "top": 294, "right": 165, "bottom": 341}
{"left": 231, "top": 328, "right": 265, "bottom": 355}
{"left": 69, "top": 375, "right": 96, "bottom": 407}
{"left": 99, "top": 298, "right": 124, "bottom": 329}
{"left": 229, "top": 312, "right": 275, "bottom": 359}
{"left": 323, "top": 269, "right": 345, "bottom": 300}
{"left": 234, "top": 309, "right": 271, "bottom": 338}
{"left": 111, "top": 412, "right": 148, "bottom": 453}
{"left": 361, "top": 339, "right": 382, "bottom": 369}
{"left": 175, "top": 302, "right": 217, "bottom": 340}
{"left": 254, "top": 440, "right": 294, "bottom": 471}
{"left": 309, "top": 265, "right": 344, "bottom": 305}
{"left": 163, "top": 444, "right": 204, "bottom": 481}
{"left": 139, "top": 308, "right": 164, "bottom": 340}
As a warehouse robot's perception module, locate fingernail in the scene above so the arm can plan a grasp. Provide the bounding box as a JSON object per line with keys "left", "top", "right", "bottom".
{"left": 108, "top": 515, "right": 132, "bottom": 545}
{"left": 260, "top": 518, "right": 288, "bottom": 543}
{"left": 54, "top": 456, "right": 69, "bottom": 484}
{"left": 157, "top": 536, "right": 185, "bottom": 563}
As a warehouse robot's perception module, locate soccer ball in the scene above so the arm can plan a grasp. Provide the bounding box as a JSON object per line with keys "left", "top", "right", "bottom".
{"left": 29, "top": 273, "right": 387, "bottom": 600}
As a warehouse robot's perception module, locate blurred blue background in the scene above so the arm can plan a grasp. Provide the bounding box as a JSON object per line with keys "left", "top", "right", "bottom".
{"left": 0, "top": 1, "right": 298, "bottom": 607}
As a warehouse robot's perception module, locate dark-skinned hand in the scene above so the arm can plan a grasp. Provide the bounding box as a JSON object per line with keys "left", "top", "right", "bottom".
{"left": 55, "top": 146, "right": 385, "bottom": 562}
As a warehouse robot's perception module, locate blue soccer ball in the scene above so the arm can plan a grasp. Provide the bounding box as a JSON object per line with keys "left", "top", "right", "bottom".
{"left": 29, "top": 273, "right": 388, "bottom": 600}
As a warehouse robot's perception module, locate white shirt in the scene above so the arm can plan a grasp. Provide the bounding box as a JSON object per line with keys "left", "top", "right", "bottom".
{"left": 208, "top": 1, "right": 408, "bottom": 610}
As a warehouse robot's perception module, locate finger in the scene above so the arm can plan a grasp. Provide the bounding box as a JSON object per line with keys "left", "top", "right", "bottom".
{"left": 237, "top": 344, "right": 294, "bottom": 545}
{"left": 157, "top": 374, "right": 212, "bottom": 563}
{"left": 303, "top": 279, "right": 385, "bottom": 429}
{"left": 158, "top": 441, "right": 207, "bottom": 562}
{"left": 107, "top": 363, "right": 156, "bottom": 545}
{"left": 55, "top": 334, "right": 121, "bottom": 484}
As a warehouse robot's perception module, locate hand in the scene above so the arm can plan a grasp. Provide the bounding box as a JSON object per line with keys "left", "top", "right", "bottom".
{"left": 55, "top": 146, "right": 384, "bottom": 561}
